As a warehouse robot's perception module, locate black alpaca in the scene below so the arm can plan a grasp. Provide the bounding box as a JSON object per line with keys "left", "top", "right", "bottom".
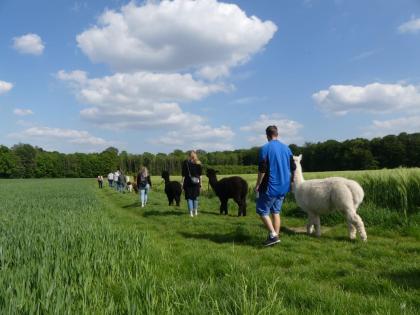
{"left": 206, "top": 168, "right": 248, "bottom": 216}
{"left": 161, "top": 170, "right": 182, "bottom": 206}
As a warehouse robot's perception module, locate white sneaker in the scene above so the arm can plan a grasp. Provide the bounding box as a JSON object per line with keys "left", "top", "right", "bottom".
{"left": 194, "top": 209, "right": 198, "bottom": 216}
{"left": 190, "top": 212, "right": 194, "bottom": 217}
{"left": 141, "top": 204, "right": 145, "bottom": 208}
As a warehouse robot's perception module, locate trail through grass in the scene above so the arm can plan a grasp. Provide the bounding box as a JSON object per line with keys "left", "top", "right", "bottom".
{"left": 0, "top": 178, "right": 419, "bottom": 314}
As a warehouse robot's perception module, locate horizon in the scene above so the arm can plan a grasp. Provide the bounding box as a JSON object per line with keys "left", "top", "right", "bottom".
{"left": 2, "top": 130, "right": 417, "bottom": 155}
{"left": 1, "top": 0, "right": 419, "bottom": 154}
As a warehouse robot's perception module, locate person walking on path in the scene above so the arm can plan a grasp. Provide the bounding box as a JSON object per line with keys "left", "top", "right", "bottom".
{"left": 113, "top": 171, "right": 119, "bottom": 190}
{"left": 97, "top": 175, "right": 104, "bottom": 189}
{"left": 137, "top": 166, "right": 152, "bottom": 207}
{"left": 107, "top": 172, "right": 114, "bottom": 187}
{"left": 118, "top": 170, "right": 126, "bottom": 193}
{"left": 255, "top": 125, "right": 295, "bottom": 246}
{"left": 181, "top": 150, "right": 202, "bottom": 217}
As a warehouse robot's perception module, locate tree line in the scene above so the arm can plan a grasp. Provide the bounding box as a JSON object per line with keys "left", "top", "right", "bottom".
{"left": 0, "top": 132, "right": 419, "bottom": 178}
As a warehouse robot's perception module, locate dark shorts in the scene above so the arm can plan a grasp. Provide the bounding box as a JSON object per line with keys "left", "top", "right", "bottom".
{"left": 256, "top": 191, "right": 285, "bottom": 216}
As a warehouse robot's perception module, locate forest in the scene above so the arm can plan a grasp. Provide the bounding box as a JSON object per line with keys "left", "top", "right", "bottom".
{"left": 0, "top": 132, "right": 419, "bottom": 178}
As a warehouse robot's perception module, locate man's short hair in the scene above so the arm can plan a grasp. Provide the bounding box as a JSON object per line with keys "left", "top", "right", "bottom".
{"left": 266, "top": 125, "right": 278, "bottom": 138}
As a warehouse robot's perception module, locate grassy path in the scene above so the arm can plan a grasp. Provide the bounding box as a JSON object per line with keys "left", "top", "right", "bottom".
{"left": 0, "top": 179, "right": 419, "bottom": 314}
{"left": 100, "top": 182, "right": 420, "bottom": 314}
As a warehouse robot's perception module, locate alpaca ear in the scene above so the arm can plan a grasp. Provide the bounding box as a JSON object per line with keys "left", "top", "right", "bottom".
{"left": 298, "top": 154, "right": 302, "bottom": 161}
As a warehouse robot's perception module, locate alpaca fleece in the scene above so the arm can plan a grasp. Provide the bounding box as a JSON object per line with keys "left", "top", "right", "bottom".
{"left": 206, "top": 168, "right": 248, "bottom": 216}
{"left": 292, "top": 155, "right": 367, "bottom": 241}
{"left": 161, "top": 170, "right": 182, "bottom": 206}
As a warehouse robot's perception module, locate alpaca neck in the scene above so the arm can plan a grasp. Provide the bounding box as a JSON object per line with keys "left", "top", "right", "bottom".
{"left": 208, "top": 176, "right": 218, "bottom": 191}
{"left": 163, "top": 177, "right": 170, "bottom": 184}
{"left": 293, "top": 166, "right": 305, "bottom": 187}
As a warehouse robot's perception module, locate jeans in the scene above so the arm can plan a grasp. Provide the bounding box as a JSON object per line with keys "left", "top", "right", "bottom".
{"left": 98, "top": 181, "right": 103, "bottom": 189}
{"left": 139, "top": 184, "right": 150, "bottom": 205}
{"left": 256, "top": 192, "right": 284, "bottom": 216}
{"left": 108, "top": 179, "right": 113, "bottom": 187}
{"left": 187, "top": 198, "right": 198, "bottom": 211}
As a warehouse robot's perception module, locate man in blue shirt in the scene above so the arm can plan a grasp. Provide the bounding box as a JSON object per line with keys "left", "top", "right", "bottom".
{"left": 255, "top": 125, "right": 295, "bottom": 246}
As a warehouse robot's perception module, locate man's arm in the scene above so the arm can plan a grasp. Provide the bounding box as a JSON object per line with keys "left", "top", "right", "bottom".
{"left": 255, "top": 148, "right": 267, "bottom": 192}
{"left": 255, "top": 171, "right": 265, "bottom": 192}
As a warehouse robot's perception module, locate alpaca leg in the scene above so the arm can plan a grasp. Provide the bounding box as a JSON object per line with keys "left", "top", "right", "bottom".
{"left": 175, "top": 195, "right": 180, "bottom": 207}
{"left": 346, "top": 211, "right": 367, "bottom": 241}
{"left": 220, "top": 199, "right": 228, "bottom": 215}
{"left": 313, "top": 215, "right": 321, "bottom": 237}
{"left": 307, "top": 213, "right": 315, "bottom": 235}
{"left": 234, "top": 197, "right": 242, "bottom": 216}
{"left": 242, "top": 198, "right": 247, "bottom": 216}
{"left": 347, "top": 222, "right": 357, "bottom": 240}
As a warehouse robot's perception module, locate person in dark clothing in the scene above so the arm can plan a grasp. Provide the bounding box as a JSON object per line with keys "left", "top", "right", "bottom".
{"left": 137, "top": 167, "right": 152, "bottom": 207}
{"left": 118, "top": 170, "right": 126, "bottom": 193}
{"left": 181, "top": 150, "right": 202, "bottom": 217}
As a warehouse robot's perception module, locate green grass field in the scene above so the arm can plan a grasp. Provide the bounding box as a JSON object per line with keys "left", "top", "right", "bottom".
{"left": 0, "top": 171, "right": 419, "bottom": 314}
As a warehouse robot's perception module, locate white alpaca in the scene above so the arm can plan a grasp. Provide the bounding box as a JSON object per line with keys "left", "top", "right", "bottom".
{"left": 292, "top": 155, "right": 367, "bottom": 241}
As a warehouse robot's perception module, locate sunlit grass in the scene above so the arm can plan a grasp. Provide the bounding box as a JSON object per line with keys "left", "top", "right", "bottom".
{"left": 0, "top": 176, "right": 419, "bottom": 314}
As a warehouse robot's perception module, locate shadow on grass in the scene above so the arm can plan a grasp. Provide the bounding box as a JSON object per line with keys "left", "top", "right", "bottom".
{"left": 143, "top": 210, "right": 184, "bottom": 217}
{"left": 280, "top": 226, "right": 306, "bottom": 235}
{"left": 179, "top": 230, "right": 256, "bottom": 246}
{"left": 281, "top": 226, "right": 357, "bottom": 243}
{"left": 384, "top": 269, "right": 420, "bottom": 290}
{"left": 199, "top": 210, "right": 227, "bottom": 216}
{"left": 122, "top": 202, "right": 140, "bottom": 209}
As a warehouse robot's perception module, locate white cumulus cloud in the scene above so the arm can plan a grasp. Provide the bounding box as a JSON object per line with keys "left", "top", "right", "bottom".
{"left": 240, "top": 114, "right": 303, "bottom": 145}
{"left": 364, "top": 116, "right": 420, "bottom": 137}
{"left": 9, "top": 126, "right": 112, "bottom": 147}
{"left": 13, "top": 108, "right": 34, "bottom": 116}
{"left": 58, "top": 70, "right": 226, "bottom": 129}
{"left": 76, "top": 0, "right": 277, "bottom": 79}
{"left": 0, "top": 80, "right": 13, "bottom": 95}
{"left": 154, "top": 124, "right": 235, "bottom": 151}
{"left": 398, "top": 17, "right": 420, "bottom": 34}
{"left": 12, "top": 33, "right": 45, "bottom": 55}
{"left": 58, "top": 69, "right": 235, "bottom": 151}
{"left": 313, "top": 83, "right": 420, "bottom": 115}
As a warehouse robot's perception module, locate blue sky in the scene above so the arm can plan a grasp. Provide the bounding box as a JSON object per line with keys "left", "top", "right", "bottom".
{"left": 0, "top": 0, "right": 419, "bottom": 153}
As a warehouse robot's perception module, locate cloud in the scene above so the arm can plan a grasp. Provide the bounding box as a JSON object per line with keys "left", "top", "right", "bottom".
{"left": 12, "top": 33, "right": 45, "bottom": 55}
{"left": 350, "top": 50, "right": 377, "bottom": 61}
{"left": 0, "top": 80, "right": 13, "bottom": 95}
{"left": 58, "top": 70, "right": 226, "bottom": 128}
{"left": 230, "top": 96, "right": 266, "bottom": 105}
{"left": 76, "top": 0, "right": 277, "bottom": 79}
{"left": 364, "top": 116, "right": 420, "bottom": 137}
{"left": 13, "top": 108, "right": 34, "bottom": 116}
{"left": 154, "top": 124, "right": 235, "bottom": 151}
{"left": 313, "top": 83, "right": 420, "bottom": 115}
{"left": 57, "top": 70, "right": 88, "bottom": 85}
{"left": 398, "top": 17, "right": 420, "bottom": 34}
{"left": 61, "top": 70, "right": 226, "bottom": 105}
{"left": 9, "top": 126, "right": 112, "bottom": 147}
{"left": 240, "top": 114, "right": 303, "bottom": 144}
{"left": 71, "top": 1, "right": 88, "bottom": 12}
{"left": 58, "top": 69, "right": 235, "bottom": 150}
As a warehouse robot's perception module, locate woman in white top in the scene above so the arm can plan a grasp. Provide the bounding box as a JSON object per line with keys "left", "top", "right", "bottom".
{"left": 107, "top": 172, "right": 114, "bottom": 187}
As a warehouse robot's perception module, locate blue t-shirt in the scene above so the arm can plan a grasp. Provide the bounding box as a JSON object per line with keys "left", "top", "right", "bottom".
{"left": 258, "top": 140, "right": 292, "bottom": 197}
